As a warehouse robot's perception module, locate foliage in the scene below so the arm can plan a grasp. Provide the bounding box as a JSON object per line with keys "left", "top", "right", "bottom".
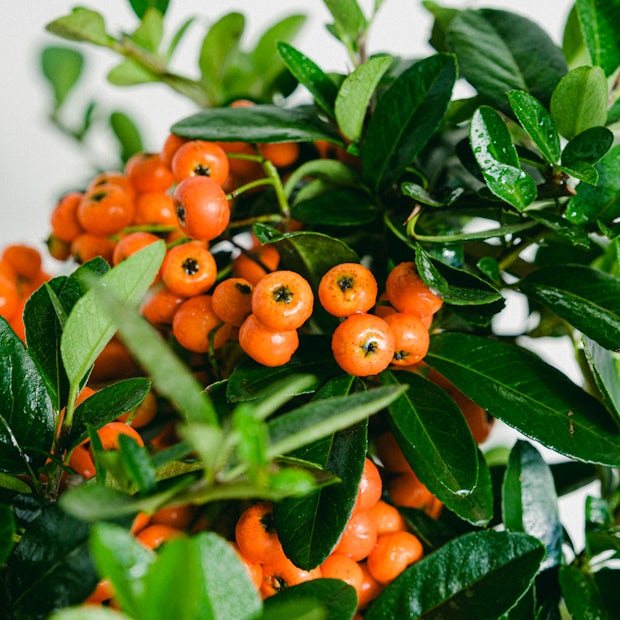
{"left": 1, "top": 0, "right": 620, "bottom": 618}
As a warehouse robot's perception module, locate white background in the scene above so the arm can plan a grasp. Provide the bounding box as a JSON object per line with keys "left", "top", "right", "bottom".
{"left": 1, "top": 1, "right": 589, "bottom": 544}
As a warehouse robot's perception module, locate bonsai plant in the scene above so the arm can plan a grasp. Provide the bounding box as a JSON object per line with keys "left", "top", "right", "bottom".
{"left": 0, "top": 1, "right": 618, "bottom": 618}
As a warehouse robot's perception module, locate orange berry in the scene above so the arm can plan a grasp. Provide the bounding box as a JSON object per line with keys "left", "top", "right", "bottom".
{"left": 95, "top": 421, "right": 144, "bottom": 451}
{"left": 383, "top": 312, "right": 430, "bottom": 367}
{"left": 230, "top": 542, "right": 263, "bottom": 590}
{"left": 388, "top": 470, "right": 435, "bottom": 512}
{"left": 1, "top": 244, "right": 42, "bottom": 280}
{"left": 50, "top": 191, "right": 84, "bottom": 242}
{"left": 130, "top": 511, "right": 150, "bottom": 535}
{"left": 357, "top": 562, "right": 384, "bottom": 609}
{"left": 172, "top": 294, "right": 232, "bottom": 353}
{"left": 375, "top": 431, "right": 411, "bottom": 474}
{"left": 68, "top": 444, "right": 96, "bottom": 480}
{"left": 232, "top": 243, "right": 280, "bottom": 286}
{"left": 70, "top": 233, "right": 116, "bottom": 265}
{"left": 85, "top": 579, "right": 114, "bottom": 604}
{"left": 171, "top": 139, "right": 230, "bottom": 185}
{"left": 320, "top": 553, "right": 364, "bottom": 598}
{"left": 160, "top": 242, "right": 217, "bottom": 297}
{"left": 136, "top": 524, "right": 185, "bottom": 550}
{"left": 140, "top": 284, "right": 186, "bottom": 325}
{"left": 125, "top": 152, "right": 174, "bottom": 193}
{"left": 353, "top": 458, "right": 383, "bottom": 513}
{"left": 0, "top": 270, "right": 19, "bottom": 320}
{"left": 116, "top": 390, "right": 157, "bottom": 429}
{"left": 238, "top": 313, "right": 299, "bottom": 367}
{"left": 260, "top": 555, "right": 321, "bottom": 598}
{"left": 112, "top": 231, "right": 161, "bottom": 267}
{"left": 258, "top": 142, "right": 299, "bottom": 168}
{"left": 77, "top": 184, "right": 135, "bottom": 236}
{"left": 366, "top": 531, "right": 423, "bottom": 584}
{"left": 385, "top": 261, "right": 443, "bottom": 317}
{"left": 331, "top": 313, "right": 395, "bottom": 377}
{"left": 318, "top": 262, "right": 378, "bottom": 317}
{"left": 161, "top": 132, "right": 189, "bottom": 168}
{"left": 134, "top": 191, "right": 178, "bottom": 228}
{"left": 369, "top": 500, "right": 407, "bottom": 535}
{"left": 235, "top": 502, "right": 286, "bottom": 565}
{"left": 333, "top": 510, "right": 378, "bottom": 562}
{"left": 211, "top": 277, "right": 254, "bottom": 327}
{"left": 150, "top": 503, "right": 196, "bottom": 529}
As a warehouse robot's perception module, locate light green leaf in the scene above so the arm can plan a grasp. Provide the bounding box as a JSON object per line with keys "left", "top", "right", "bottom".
{"left": 40, "top": 46, "right": 84, "bottom": 110}
{"left": 45, "top": 8, "right": 110, "bottom": 46}
{"left": 131, "top": 7, "right": 164, "bottom": 53}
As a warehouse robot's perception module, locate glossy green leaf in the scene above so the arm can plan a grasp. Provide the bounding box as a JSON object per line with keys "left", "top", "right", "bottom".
{"left": 562, "top": 126, "right": 614, "bottom": 167}
{"left": 40, "top": 46, "right": 84, "bottom": 110}
{"left": 576, "top": 0, "right": 620, "bottom": 76}
{"left": 425, "top": 332, "right": 620, "bottom": 466}
{"left": 110, "top": 111, "right": 143, "bottom": 163}
{"left": 6, "top": 502, "right": 97, "bottom": 618}
{"left": 267, "top": 385, "right": 406, "bottom": 458}
{"left": 362, "top": 53, "right": 456, "bottom": 191}
{"left": 380, "top": 370, "right": 489, "bottom": 525}
{"left": 278, "top": 42, "right": 338, "bottom": 118}
{"left": 171, "top": 104, "right": 342, "bottom": 144}
{"left": 275, "top": 375, "right": 366, "bottom": 569}
{"left": 550, "top": 66, "right": 608, "bottom": 140}
{"left": 502, "top": 440, "right": 563, "bottom": 570}
{"left": 415, "top": 246, "right": 504, "bottom": 306}
{"left": 446, "top": 8, "right": 567, "bottom": 108}
{"left": 519, "top": 265, "right": 620, "bottom": 351}
{"left": 292, "top": 189, "right": 378, "bottom": 227}
{"left": 45, "top": 8, "right": 110, "bottom": 46}
{"left": 470, "top": 106, "right": 537, "bottom": 210}
{"left": 61, "top": 240, "right": 165, "bottom": 389}
{"left": 128, "top": 0, "right": 170, "bottom": 19}
{"left": 0, "top": 503, "right": 15, "bottom": 565}
{"left": 263, "top": 578, "right": 357, "bottom": 619}
{"left": 199, "top": 12, "right": 245, "bottom": 100}
{"left": 566, "top": 145, "right": 620, "bottom": 226}
{"left": 0, "top": 318, "right": 55, "bottom": 474}
{"left": 506, "top": 90, "right": 560, "bottom": 164}
{"left": 557, "top": 161, "right": 599, "bottom": 186}
{"left": 366, "top": 530, "right": 545, "bottom": 620}
{"left": 335, "top": 55, "right": 392, "bottom": 142}
{"left": 527, "top": 211, "right": 591, "bottom": 247}
{"left": 67, "top": 377, "right": 151, "bottom": 448}
{"left": 559, "top": 564, "right": 611, "bottom": 620}
{"left": 284, "top": 159, "right": 360, "bottom": 198}
{"left": 582, "top": 336, "right": 620, "bottom": 425}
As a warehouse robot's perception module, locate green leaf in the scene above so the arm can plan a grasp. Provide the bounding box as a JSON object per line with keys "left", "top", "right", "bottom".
{"left": 0, "top": 503, "right": 15, "bottom": 565}
{"left": 107, "top": 59, "right": 157, "bottom": 85}
{"left": 199, "top": 12, "right": 245, "bottom": 99}
{"left": 362, "top": 53, "right": 456, "bottom": 191}
{"left": 557, "top": 161, "right": 599, "bottom": 186}
{"left": 550, "top": 66, "right": 608, "bottom": 140}
{"left": 0, "top": 318, "right": 55, "bottom": 474}
{"left": 50, "top": 607, "right": 132, "bottom": 620}
{"left": 275, "top": 376, "right": 366, "bottom": 569}
{"left": 61, "top": 240, "right": 165, "bottom": 390}
{"left": 561, "top": 126, "right": 614, "bottom": 167}
{"left": 292, "top": 189, "right": 378, "bottom": 227}
{"left": 366, "top": 530, "right": 545, "bottom": 620}
{"left": 502, "top": 440, "right": 563, "bottom": 570}
{"left": 171, "top": 104, "right": 342, "bottom": 144}
{"left": 559, "top": 564, "right": 611, "bottom": 620}
{"left": 576, "top": 0, "right": 620, "bottom": 76}
{"left": 446, "top": 8, "right": 567, "bottom": 108}
{"left": 566, "top": 145, "right": 620, "bottom": 226}
{"left": 380, "top": 370, "right": 489, "bottom": 525}
{"left": 582, "top": 336, "right": 620, "bottom": 425}
{"left": 5, "top": 502, "right": 97, "bottom": 618}
{"left": 128, "top": 0, "right": 170, "bottom": 19}
{"left": 67, "top": 378, "right": 151, "bottom": 449}
{"left": 335, "top": 55, "right": 392, "bottom": 142}
{"left": 267, "top": 385, "right": 406, "bottom": 458}
{"left": 425, "top": 332, "right": 620, "bottom": 466}
{"left": 506, "top": 90, "right": 561, "bottom": 164}
{"left": 40, "top": 46, "right": 84, "bottom": 110}
{"left": 45, "top": 8, "right": 110, "bottom": 46}
{"left": 118, "top": 434, "right": 157, "bottom": 494}
{"left": 263, "top": 578, "right": 357, "bottom": 619}
{"left": 110, "top": 111, "right": 143, "bottom": 163}
{"left": 519, "top": 265, "right": 620, "bottom": 351}
{"left": 323, "top": 0, "right": 368, "bottom": 50}
{"left": 470, "top": 105, "right": 537, "bottom": 210}
{"left": 527, "top": 211, "right": 591, "bottom": 247}
{"left": 562, "top": 5, "right": 590, "bottom": 70}
{"left": 131, "top": 7, "right": 163, "bottom": 53}
{"left": 278, "top": 42, "right": 339, "bottom": 118}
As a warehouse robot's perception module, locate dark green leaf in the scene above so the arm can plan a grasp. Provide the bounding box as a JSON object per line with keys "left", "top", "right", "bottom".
{"left": 426, "top": 332, "right": 620, "bottom": 466}
{"left": 550, "top": 66, "right": 608, "bottom": 140}
{"left": 6, "top": 502, "right": 97, "bottom": 618}
{"left": 292, "top": 189, "right": 378, "bottom": 227}
{"left": 366, "top": 530, "right": 545, "bottom": 620}
{"left": 45, "top": 8, "right": 110, "bottom": 46}
{"left": 263, "top": 578, "right": 357, "bottom": 620}
{"left": 61, "top": 241, "right": 165, "bottom": 390}
{"left": 576, "top": 0, "right": 620, "bottom": 76}
{"left": 557, "top": 161, "right": 599, "bottom": 186}
{"left": 380, "top": 370, "right": 488, "bottom": 525}
{"left": 0, "top": 317, "right": 55, "bottom": 474}
{"left": 470, "top": 105, "right": 537, "bottom": 210}
{"left": 519, "top": 265, "right": 620, "bottom": 352}
{"left": 506, "top": 90, "right": 560, "bottom": 164}
{"left": 566, "top": 145, "right": 620, "bottom": 226}
{"left": 582, "top": 336, "right": 620, "bottom": 425}
{"left": 0, "top": 503, "right": 15, "bottom": 565}
{"left": 110, "top": 111, "right": 143, "bottom": 163}
{"left": 608, "top": 98, "right": 620, "bottom": 125}
{"left": 415, "top": 246, "right": 504, "bottom": 306}
{"left": 267, "top": 385, "right": 406, "bottom": 458}
{"left": 559, "top": 564, "right": 611, "bottom": 620}
{"left": 527, "top": 211, "right": 591, "bottom": 247}
{"left": 335, "top": 55, "right": 392, "bottom": 142}
{"left": 67, "top": 378, "right": 151, "bottom": 448}
{"left": 447, "top": 9, "right": 567, "bottom": 108}
{"left": 362, "top": 53, "right": 456, "bottom": 191}
{"left": 40, "top": 46, "right": 84, "bottom": 110}
{"left": 128, "top": 0, "right": 170, "bottom": 19}
{"left": 278, "top": 42, "right": 338, "bottom": 119}
{"left": 502, "top": 440, "right": 563, "bottom": 570}
{"left": 551, "top": 460, "right": 598, "bottom": 496}
{"left": 275, "top": 376, "right": 366, "bottom": 569}
{"left": 118, "top": 434, "right": 157, "bottom": 494}
{"left": 171, "top": 104, "right": 342, "bottom": 144}
{"left": 562, "top": 126, "right": 614, "bottom": 167}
